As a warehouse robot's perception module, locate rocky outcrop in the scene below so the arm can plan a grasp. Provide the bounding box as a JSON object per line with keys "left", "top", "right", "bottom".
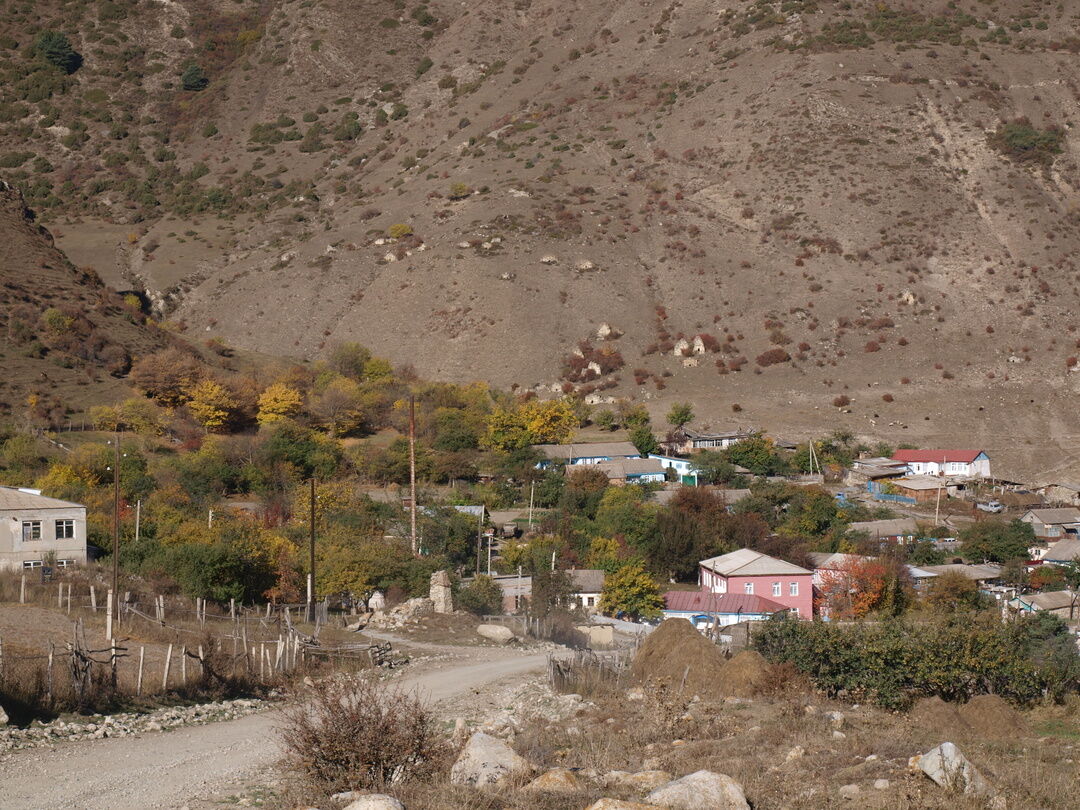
{"left": 916, "top": 742, "right": 994, "bottom": 796}
{"left": 523, "top": 767, "right": 580, "bottom": 793}
{"left": 476, "top": 624, "right": 516, "bottom": 644}
{"left": 429, "top": 570, "right": 453, "bottom": 614}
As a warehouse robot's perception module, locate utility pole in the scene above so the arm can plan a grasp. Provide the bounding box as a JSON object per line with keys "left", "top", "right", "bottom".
{"left": 475, "top": 509, "right": 483, "bottom": 575}
{"left": 111, "top": 433, "right": 120, "bottom": 635}
{"left": 308, "top": 477, "right": 316, "bottom": 623}
{"left": 409, "top": 394, "right": 418, "bottom": 555}
{"left": 528, "top": 480, "right": 535, "bottom": 531}
{"left": 134, "top": 499, "right": 141, "bottom": 544}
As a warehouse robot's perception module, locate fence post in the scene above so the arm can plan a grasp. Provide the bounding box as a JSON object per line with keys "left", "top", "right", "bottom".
{"left": 47, "top": 642, "right": 54, "bottom": 704}
{"left": 198, "top": 645, "right": 204, "bottom": 678}
{"left": 162, "top": 643, "right": 172, "bottom": 690}
{"left": 106, "top": 589, "right": 114, "bottom": 641}
{"left": 259, "top": 643, "right": 265, "bottom": 679}
{"left": 57, "top": 583, "right": 62, "bottom": 609}
{"left": 66, "top": 583, "right": 71, "bottom": 614}
{"left": 230, "top": 598, "right": 235, "bottom": 619}
{"left": 90, "top": 585, "right": 96, "bottom": 613}
{"left": 19, "top": 575, "right": 25, "bottom": 604}
{"left": 136, "top": 647, "right": 145, "bottom": 696}
{"left": 181, "top": 646, "right": 187, "bottom": 685}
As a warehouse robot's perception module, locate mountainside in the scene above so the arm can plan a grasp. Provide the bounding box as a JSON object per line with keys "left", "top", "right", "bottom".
{"left": 4, "top": 0, "right": 1080, "bottom": 475}
{"left": 0, "top": 180, "right": 166, "bottom": 423}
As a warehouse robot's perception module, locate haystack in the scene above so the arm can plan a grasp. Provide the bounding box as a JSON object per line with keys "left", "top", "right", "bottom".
{"left": 958, "top": 694, "right": 1030, "bottom": 738}
{"left": 715, "top": 650, "right": 771, "bottom": 697}
{"left": 632, "top": 619, "right": 727, "bottom": 695}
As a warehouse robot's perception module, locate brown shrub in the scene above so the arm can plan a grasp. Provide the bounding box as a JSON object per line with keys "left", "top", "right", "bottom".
{"left": 280, "top": 675, "right": 447, "bottom": 796}
{"left": 832, "top": 395, "right": 851, "bottom": 408}
{"left": 755, "top": 348, "right": 791, "bottom": 367}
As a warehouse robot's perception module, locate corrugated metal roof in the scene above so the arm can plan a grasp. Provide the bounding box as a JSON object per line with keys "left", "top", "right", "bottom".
{"left": 0, "top": 487, "right": 84, "bottom": 511}
{"left": 1024, "top": 508, "right": 1080, "bottom": 525}
{"left": 534, "top": 442, "right": 639, "bottom": 460}
{"left": 919, "top": 563, "right": 1002, "bottom": 581}
{"left": 893, "top": 449, "right": 984, "bottom": 463}
{"left": 1045, "top": 538, "right": 1080, "bottom": 562}
{"left": 663, "top": 590, "right": 790, "bottom": 614}
{"left": 847, "top": 518, "right": 920, "bottom": 536}
{"left": 699, "top": 548, "right": 812, "bottom": 577}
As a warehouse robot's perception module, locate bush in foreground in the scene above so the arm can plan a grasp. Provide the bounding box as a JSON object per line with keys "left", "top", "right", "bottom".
{"left": 280, "top": 676, "right": 447, "bottom": 795}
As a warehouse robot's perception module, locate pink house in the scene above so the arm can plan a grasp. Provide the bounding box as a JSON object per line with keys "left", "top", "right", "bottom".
{"left": 698, "top": 549, "right": 814, "bottom": 619}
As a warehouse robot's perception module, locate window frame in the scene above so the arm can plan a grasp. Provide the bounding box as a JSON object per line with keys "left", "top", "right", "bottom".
{"left": 744, "top": 582, "right": 754, "bottom": 595}
{"left": 772, "top": 582, "right": 781, "bottom": 597}
{"left": 21, "top": 520, "right": 42, "bottom": 541}
{"left": 790, "top": 582, "right": 799, "bottom": 597}
{"left": 55, "top": 519, "right": 75, "bottom": 540}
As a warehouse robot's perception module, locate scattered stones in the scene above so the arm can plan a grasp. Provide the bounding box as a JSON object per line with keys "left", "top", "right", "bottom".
{"left": 585, "top": 801, "right": 653, "bottom": 810}
{"left": 832, "top": 731, "right": 847, "bottom": 740}
{"left": 644, "top": 770, "right": 750, "bottom": 810}
{"left": 873, "top": 779, "right": 890, "bottom": 790}
{"left": 540, "top": 255, "right": 558, "bottom": 265}
{"left": 826, "top": 711, "right": 845, "bottom": 729}
{"left": 0, "top": 698, "right": 265, "bottom": 752}
{"left": 0, "top": 707, "right": 8, "bottom": 726}
{"left": 524, "top": 767, "right": 579, "bottom": 793}
{"left": 476, "top": 624, "right": 516, "bottom": 644}
{"left": 342, "top": 795, "right": 405, "bottom": 810}
{"left": 368, "top": 597, "right": 433, "bottom": 629}
{"left": 449, "top": 731, "right": 532, "bottom": 787}
{"left": 625, "top": 687, "right": 646, "bottom": 701}
{"left": 785, "top": 746, "right": 805, "bottom": 762}
{"left": 838, "top": 784, "right": 861, "bottom": 800}
{"left": 917, "top": 742, "right": 993, "bottom": 796}
{"left": 575, "top": 259, "right": 596, "bottom": 271}
{"left": 330, "top": 791, "right": 363, "bottom": 803}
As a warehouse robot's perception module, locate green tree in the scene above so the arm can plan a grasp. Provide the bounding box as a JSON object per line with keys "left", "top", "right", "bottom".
{"left": 959, "top": 519, "right": 1034, "bottom": 563}
{"left": 690, "top": 450, "right": 746, "bottom": 486}
{"left": 725, "top": 433, "right": 785, "bottom": 475}
{"left": 666, "top": 402, "right": 694, "bottom": 429}
{"left": 593, "top": 409, "right": 617, "bottom": 431}
{"left": 34, "top": 31, "right": 81, "bottom": 74}
{"left": 457, "top": 575, "right": 503, "bottom": 615}
{"left": 926, "top": 571, "right": 983, "bottom": 613}
{"left": 181, "top": 63, "right": 209, "bottom": 91}
{"left": 598, "top": 563, "right": 662, "bottom": 619}
{"left": 629, "top": 424, "right": 658, "bottom": 457}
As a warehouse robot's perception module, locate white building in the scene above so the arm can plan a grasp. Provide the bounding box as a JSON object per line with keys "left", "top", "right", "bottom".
{"left": 0, "top": 487, "right": 88, "bottom": 570}
{"left": 891, "top": 449, "right": 991, "bottom": 478}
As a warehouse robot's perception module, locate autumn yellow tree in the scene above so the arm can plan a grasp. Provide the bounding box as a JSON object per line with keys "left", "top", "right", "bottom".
{"left": 257, "top": 382, "right": 303, "bottom": 425}
{"left": 185, "top": 379, "right": 236, "bottom": 432}
{"left": 520, "top": 398, "right": 577, "bottom": 444}
{"left": 815, "top": 557, "right": 889, "bottom": 619}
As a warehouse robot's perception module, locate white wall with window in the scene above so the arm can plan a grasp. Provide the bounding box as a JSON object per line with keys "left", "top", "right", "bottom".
{"left": 0, "top": 488, "right": 88, "bottom": 570}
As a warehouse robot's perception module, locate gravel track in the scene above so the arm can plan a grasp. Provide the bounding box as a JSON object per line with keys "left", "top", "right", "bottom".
{"left": 0, "top": 645, "right": 546, "bottom": 810}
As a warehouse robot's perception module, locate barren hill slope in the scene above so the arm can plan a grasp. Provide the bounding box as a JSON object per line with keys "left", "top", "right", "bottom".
{"left": 4, "top": 0, "right": 1080, "bottom": 475}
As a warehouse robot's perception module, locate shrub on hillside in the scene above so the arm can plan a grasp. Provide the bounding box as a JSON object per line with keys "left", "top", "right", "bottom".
{"left": 33, "top": 31, "right": 82, "bottom": 74}
{"left": 755, "top": 348, "right": 790, "bottom": 367}
{"left": 988, "top": 117, "right": 1064, "bottom": 166}
{"left": 456, "top": 574, "right": 503, "bottom": 615}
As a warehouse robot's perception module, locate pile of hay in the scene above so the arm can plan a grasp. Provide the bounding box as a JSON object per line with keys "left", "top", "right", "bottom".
{"left": 715, "top": 650, "right": 771, "bottom": 698}
{"left": 631, "top": 619, "right": 728, "bottom": 695}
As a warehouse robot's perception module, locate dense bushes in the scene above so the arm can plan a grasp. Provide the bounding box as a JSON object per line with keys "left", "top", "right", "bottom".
{"left": 989, "top": 118, "right": 1065, "bottom": 166}
{"left": 753, "top": 613, "right": 1080, "bottom": 709}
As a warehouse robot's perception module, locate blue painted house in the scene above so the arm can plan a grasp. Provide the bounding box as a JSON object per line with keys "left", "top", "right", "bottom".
{"left": 533, "top": 441, "right": 640, "bottom": 468}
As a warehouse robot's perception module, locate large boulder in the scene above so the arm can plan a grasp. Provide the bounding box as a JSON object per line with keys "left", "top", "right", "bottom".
{"left": 917, "top": 742, "right": 993, "bottom": 796}
{"left": 342, "top": 796, "right": 405, "bottom": 810}
{"left": 644, "top": 771, "right": 750, "bottom": 810}
{"left": 476, "top": 624, "right": 516, "bottom": 644}
{"left": 449, "top": 731, "right": 532, "bottom": 787}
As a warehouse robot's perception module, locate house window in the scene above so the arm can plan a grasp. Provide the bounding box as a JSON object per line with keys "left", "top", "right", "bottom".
{"left": 55, "top": 519, "right": 75, "bottom": 539}
{"left": 744, "top": 582, "right": 754, "bottom": 595}
{"left": 790, "top": 582, "right": 799, "bottom": 596}
{"left": 22, "top": 560, "right": 42, "bottom": 569}
{"left": 586, "top": 596, "right": 595, "bottom": 607}
{"left": 56, "top": 559, "right": 75, "bottom": 568}
{"left": 772, "top": 582, "right": 781, "bottom": 597}
{"left": 21, "top": 521, "right": 41, "bottom": 541}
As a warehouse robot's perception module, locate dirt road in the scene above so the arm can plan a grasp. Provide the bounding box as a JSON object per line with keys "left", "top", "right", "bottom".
{"left": 0, "top": 646, "right": 546, "bottom": 810}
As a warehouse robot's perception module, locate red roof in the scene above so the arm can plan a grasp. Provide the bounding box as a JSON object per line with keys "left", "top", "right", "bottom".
{"left": 663, "top": 590, "right": 790, "bottom": 615}
{"left": 892, "top": 449, "right": 983, "bottom": 464}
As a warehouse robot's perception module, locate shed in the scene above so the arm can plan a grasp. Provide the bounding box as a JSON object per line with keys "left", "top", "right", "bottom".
{"left": 661, "top": 590, "right": 793, "bottom": 628}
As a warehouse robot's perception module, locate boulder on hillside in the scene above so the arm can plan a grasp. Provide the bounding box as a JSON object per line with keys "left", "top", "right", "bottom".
{"left": 603, "top": 770, "right": 673, "bottom": 793}
{"left": 342, "top": 796, "right": 405, "bottom": 810}
{"left": 917, "top": 742, "right": 994, "bottom": 796}
{"left": 644, "top": 770, "right": 750, "bottom": 810}
{"left": 476, "top": 624, "right": 516, "bottom": 644}
{"left": 449, "top": 731, "right": 532, "bottom": 787}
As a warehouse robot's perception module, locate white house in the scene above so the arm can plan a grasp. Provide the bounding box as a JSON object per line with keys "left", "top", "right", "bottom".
{"left": 662, "top": 426, "right": 756, "bottom": 456}
{"left": 648, "top": 453, "right": 697, "bottom": 483}
{"left": 0, "top": 487, "right": 88, "bottom": 570}
{"left": 1020, "top": 508, "right": 1080, "bottom": 541}
{"left": 569, "top": 569, "right": 605, "bottom": 612}
{"left": 891, "top": 449, "right": 991, "bottom": 478}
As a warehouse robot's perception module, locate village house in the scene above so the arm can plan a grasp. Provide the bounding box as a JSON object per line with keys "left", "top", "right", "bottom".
{"left": 661, "top": 590, "right": 793, "bottom": 629}
{"left": 484, "top": 573, "right": 532, "bottom": 613}
{"left": 881, "top": 475, "right": 954, "bottom": 504}
{"left": 1038, "top": 482, "right": 1080, "bottom": 507}
{"left": 846, "top": 456, "right": 911, "bottom": 487}
{"left": 0, "top": 487, "right": 88, "bottom": 571}
{"left": 648, "top": 453, "right": 698, "bottom": 484}
{"left": 919, "top": 563, "right": 1002, "bottom": 587}
{"left": 847, "top": 517, "right": 921, "bottom": 545}
{"left": 1043, "top": 538, "right": 1080, "bottom": 565}
{"left": 698, "top": 549, "right": 814, "bottom": 619}
{"left": 807, "top": 552, "right": 867, "bottom": 587}
{"left": 661, "top": 426, "right": 756, "bottom": 456}
{"left": 533, "top": 441, "right": 640, "bottom": 467}
{"left": 891, "top": 449, "right": 992, "bottom": 478}
{"left": 1008, "top": 590, "right": 1079, "bottom": 622}
{"left": 569, "top": 569, "right": 606, "bottom": 612}
{"left": 1019, "top": 508, "right": 1080, "bottom": 541}
{"left": 593, "top": 457, "right": 667, "bottom": 485}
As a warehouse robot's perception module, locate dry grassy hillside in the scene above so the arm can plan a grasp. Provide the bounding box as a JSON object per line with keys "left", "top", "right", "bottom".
{"left": 0, "top": 181, "right": 167, "bottom": 421}
{"left": 3, "top": 0, "right": 1080, "bottom": 475}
